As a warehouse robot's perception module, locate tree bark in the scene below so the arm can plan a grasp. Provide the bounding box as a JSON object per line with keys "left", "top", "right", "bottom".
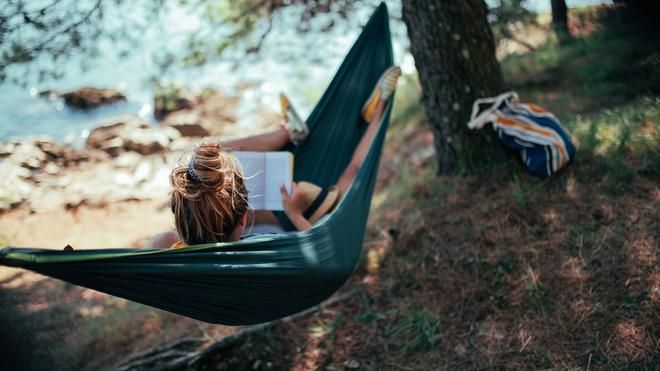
{"left": 551, "top": 0, "right": 571, "bottom": 44}
{"left": 402, "top": 0, "right": 506, "bottom": 174}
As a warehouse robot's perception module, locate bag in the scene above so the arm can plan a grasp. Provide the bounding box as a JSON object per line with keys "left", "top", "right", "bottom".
{"left": 467, "top": 91, "right": 576, "bottom": 177}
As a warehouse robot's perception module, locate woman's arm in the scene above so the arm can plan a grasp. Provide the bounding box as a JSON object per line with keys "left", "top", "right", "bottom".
{"left": 279, "top": 183, "right": 313, "bottom": 231}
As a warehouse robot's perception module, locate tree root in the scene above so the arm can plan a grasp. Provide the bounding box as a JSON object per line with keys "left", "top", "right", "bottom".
{"left": 115, "top": 288, "right": 359, "bottom": 371}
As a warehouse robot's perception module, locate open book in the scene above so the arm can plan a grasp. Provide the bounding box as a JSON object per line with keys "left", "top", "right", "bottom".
{"left": 233, "top": 151, "right": 293, "bottom": 210}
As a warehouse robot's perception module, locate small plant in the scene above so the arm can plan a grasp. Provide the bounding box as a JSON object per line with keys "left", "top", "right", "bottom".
{"left": 385, "top": 309, "right": 440, "bottom": 353}
{"left": 355, "top": 292, "right": 381, "bottom": 323}
{"left": 510, "top": 177, "right": 545, "bottom": 207}
{"left": 618, "top": 290, "right": 648, "bottom": 316}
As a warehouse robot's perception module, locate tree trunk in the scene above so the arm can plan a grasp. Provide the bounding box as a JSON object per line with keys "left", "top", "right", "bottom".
{"left": 402, "top": 0, "right": 505, "bottom": 174}
{"left": 551, "top": 0, "right": 571, "bottom": 44}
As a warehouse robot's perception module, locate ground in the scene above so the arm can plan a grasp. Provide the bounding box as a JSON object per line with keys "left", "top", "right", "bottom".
{"left": 0, "top": 4, "right": 658, "bottom": 370}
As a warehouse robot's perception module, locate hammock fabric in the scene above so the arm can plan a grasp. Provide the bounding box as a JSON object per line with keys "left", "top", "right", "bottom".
{"left": 0, "top": 3, "right": 394, "bottom": 326}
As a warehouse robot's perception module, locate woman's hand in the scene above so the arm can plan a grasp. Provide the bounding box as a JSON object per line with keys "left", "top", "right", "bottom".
{"left": 280, "top": 182, "right": 312, "bottom": 231}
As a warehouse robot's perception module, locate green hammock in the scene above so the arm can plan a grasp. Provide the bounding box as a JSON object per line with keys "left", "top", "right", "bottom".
{"left": 0, "top": 3, "right": 394, "bottom": 326}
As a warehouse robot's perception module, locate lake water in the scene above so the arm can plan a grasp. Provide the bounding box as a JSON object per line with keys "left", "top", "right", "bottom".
{"left": 0, "top": 2, "right": 363, "bottom": 147}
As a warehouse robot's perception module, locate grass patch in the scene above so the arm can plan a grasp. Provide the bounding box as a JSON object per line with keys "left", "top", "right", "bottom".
{"left": 385, "top": 308, "right": 440, "bottom": 354}
{"left": 569, "top": 97, "right": 660, "bottom": 183}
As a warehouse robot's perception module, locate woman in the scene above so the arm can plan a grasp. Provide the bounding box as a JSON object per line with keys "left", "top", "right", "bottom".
{"left": 147, "top": 66, "right": 401, "bottom": 248}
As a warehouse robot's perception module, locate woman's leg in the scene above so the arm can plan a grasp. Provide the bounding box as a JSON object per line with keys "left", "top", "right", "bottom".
{"left": 221, "top": 127, "right": 291, "bottom": 152}
{"left": 335, "top": 100, "right": 386, "bottom": 196}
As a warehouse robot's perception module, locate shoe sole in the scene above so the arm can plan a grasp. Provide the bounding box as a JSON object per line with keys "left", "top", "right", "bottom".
{"left": 361, "top": 66, "right": 401, "bottom": 123}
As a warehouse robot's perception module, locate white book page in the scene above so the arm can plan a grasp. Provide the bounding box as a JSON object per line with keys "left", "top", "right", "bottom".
{"left": 264, "top": 152, "right": 293, "bottom": 210}
{"left": 233, "top": 151, "right": 293, "bottom": 211}
{"left": 233, "top": 152, "right": 266, "bottom": 210}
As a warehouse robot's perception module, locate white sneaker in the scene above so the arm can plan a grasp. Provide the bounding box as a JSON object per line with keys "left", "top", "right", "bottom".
{"left": 280, "top": 93, "right": 309, "bottom": 145}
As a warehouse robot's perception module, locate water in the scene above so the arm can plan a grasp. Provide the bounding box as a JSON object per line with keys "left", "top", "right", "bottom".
{"left": 0, "top": 2, "right": 356, "bottom": 147}
{"left": 0, "top": 89, "right": 151, "bottom": 147}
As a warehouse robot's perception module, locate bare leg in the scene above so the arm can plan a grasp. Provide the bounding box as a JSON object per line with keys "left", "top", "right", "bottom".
{"left": 221, "top": 127, "right": 291, "bottom": 152}
{"left": 336, "top": 101, "right": 385, "bottom": 195}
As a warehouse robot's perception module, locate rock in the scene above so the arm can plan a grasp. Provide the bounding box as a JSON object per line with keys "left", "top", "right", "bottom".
{"left": 0, "top": 160, "right": 34, "bottom": 213}
{"left": 34, "top": 139, "right": 67, "bottom": 161}
{"left": 162, "top": 111, "right": 210, "bottom": 137}
{"left": 8, "top": 142, "right": 47, "bottom": 170}
{"left": 61, "top": 87, "right": 126, "bottom": 109}
{"left": 345, "top": 359, "right": 360, "bottom": 369}
{"left": 39, "top": 90, "right": 59, "bottom": 99}
{"left": 0, "top": 142, "right": 16, "bottom": 158}
{"left": 114, "top": 152, "right": 142, "bottom": 169}
{"left": 154, "top": 84, "right": 196, "bottom": 119}
{"left": 168, "top": 137, "right": 198, "bottom": 152}
{"left": 44, "top": 163, "right": 60, "bottom": 175}
{"left": 155, "top": 87, "right": 244, "bottom": 136}
{"left": 86, "top": 116, "right": 180, "bottom": 156}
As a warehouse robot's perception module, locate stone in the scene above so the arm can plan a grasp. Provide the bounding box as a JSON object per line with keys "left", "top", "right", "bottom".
{"left": 162, "top": 111, "right": 210, "bottom": 137}
{"left": 0, "top": 142, "right": 16, "bottom": 158}
{"left": 39, "top": 90, "right": 60, "bottom": 99}
{"left": 34, "top": 139, "right": 66, "bottom": 160}
{"left": 345, "top": 359, "right": 360, "bottom": 369}
{"left": 61, "top": 87, "right": 126, "bottom": 109}
{"left": 8, "top": 142, "right": 47, "bottom": 170}
{"left": 86, "top": 116, "right": 180, "bottom": 156}
{"left": 44, "top": 163, "right": 60, "bottom": 175}
{"left": 153, "top": 85, "right": 196, "bottom": 119}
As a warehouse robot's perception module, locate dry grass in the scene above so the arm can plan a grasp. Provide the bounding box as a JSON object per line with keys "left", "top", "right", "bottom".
{"left": 191, "top": 122, "right": 658, "bottom": 370}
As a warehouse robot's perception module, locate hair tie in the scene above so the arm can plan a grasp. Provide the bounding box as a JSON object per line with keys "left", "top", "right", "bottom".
{"left": 188, "top": 156, "right": 201, "bottom": 183}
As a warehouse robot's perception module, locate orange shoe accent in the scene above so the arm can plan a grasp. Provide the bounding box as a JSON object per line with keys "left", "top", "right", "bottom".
{"left": 280, "top": 94, "right": 289, "bottom": 119}
{"left": 362, "top": 89, "right": 381, "bottom": 122}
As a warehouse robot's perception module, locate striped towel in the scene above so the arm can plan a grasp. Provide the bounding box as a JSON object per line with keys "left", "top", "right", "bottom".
{"left": 467, "top": 91, "right": 576, "bottom": 177}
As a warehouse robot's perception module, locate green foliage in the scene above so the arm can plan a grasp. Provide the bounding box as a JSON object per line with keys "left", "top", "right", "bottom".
{"left": 178, "top": 0, "right": 370, "bottom": 68}
{"left": 502, "top": 6, "right": 660, "bottom": 102}
{"left": 391, "top": 74, "right": 424, "bottom": 126}
{"left": 386, "top": 308, "right": 440, "bottom": 354}
{"left": 569, "top": 98, "right": 660, "bottom": 181}
{"left": 355, "top": 291, "right": 381, "bottom": 324}
{"left": 525, "top": 274, "right": 553, "bottom": 314}
{"left": 509, "top": 176, "right": 546, "bottom": 207}
{"left": 617, "top": 290, "right": 648, "bottom": 316}
{"left": 1, "top": 0, "right": 163, "bottom": 85}
{"left": 153, "top": 82, "right": 196, "bottom": 118}
{"left": 488, "top": 0, "right": 538, "bottom": 50}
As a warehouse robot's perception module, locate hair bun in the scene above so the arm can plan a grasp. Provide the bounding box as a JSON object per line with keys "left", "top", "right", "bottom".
{"left": 169, "top": 139, "right": 248, "bottom": 244}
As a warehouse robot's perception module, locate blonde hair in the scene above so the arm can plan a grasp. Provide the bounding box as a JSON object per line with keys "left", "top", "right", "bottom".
{"left": 170, "top": 140, "right": 248, "bottom": 245}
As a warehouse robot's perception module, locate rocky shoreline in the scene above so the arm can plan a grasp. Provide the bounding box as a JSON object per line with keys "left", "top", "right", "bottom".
{"left": 0, "top": 86, "right": 278, "bottom": 215}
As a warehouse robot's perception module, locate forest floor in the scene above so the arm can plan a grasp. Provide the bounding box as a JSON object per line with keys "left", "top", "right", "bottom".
{"left": 0, "top": 4, "right": 658, "bottom": 370}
